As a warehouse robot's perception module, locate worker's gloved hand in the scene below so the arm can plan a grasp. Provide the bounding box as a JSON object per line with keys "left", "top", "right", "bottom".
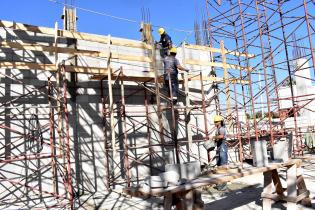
{"left": 185, "top": 69, "right": 189, "bottom": 72}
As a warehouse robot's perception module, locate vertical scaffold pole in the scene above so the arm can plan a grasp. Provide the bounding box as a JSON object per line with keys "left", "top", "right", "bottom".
{"left": 120, "top": 67, "right": 130, "bottom": 186}
{"left": 61, "top": 64, "right": 73, "bottom": 209}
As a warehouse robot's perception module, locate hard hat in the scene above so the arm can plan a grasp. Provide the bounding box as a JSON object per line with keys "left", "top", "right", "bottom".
{"left": 158, "top": 27, "right": 165, "bottom": 35}
{"left": 170, "top": 47, "right": 177, "bottom": 54}
{"left": 214, "top": 115, "right": 223, "bottom": 122}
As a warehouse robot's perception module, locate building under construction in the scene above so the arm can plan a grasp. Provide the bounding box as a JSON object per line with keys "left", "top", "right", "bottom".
{"left": 0, "top": 0, "right": 314, "bottom": 209}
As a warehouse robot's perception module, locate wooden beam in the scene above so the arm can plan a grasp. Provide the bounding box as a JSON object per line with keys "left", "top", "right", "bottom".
{"left": 0, "top": 40, "right": 95, "bottom": 55}
{"left": 271, "top": 169, "right": 285, "bottom": 195}
{"left": 123, "top": 159, "right": 302, "bottom": 197}
{"left": 0, "top": 61, "right": 249, "bottom": 84}
{"left": 0, "top": 19, "right": 152, "bottom": 49}
{"left": 184, "top": 44, "right": 255, "bottom": 58}
{"left": 185, "top": 59, "right": 252, "bottom": 71}
{"left": 90, "top": 73, "right": 250, "bottom": 84}
{"left": 0, "top": 41, "right": 152, "bottom": 63}
{"left": 0, "top": 62, "right": 108, "bottom": 74}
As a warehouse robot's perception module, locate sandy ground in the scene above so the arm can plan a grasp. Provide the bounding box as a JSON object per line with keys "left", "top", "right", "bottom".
{"left": 80, "top": 156, "right": 315, "bottom": 210}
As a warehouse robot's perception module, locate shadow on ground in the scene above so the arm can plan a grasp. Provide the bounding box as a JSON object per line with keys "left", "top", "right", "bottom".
{"left": 203, "top": 184, "right": 286, "bottom": 210}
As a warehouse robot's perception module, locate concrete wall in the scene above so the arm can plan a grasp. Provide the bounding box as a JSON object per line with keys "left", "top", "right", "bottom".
{"left": 0, "top": 26, "right": 225, "bottom": 208}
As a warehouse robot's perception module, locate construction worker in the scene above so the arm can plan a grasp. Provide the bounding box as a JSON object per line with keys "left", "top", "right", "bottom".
{"left": 157, "top": 27, "right": 172, "bottom": 58}
{"left": 163, "top": 47, "right": 188, "bottom": 105}
{"left": 212, "top": 115, "right": 228, "bottom": 191}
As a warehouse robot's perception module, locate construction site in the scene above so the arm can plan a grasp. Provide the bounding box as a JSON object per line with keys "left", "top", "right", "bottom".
{"left": 0, "top": 0, "right": 315, "bottom": 209}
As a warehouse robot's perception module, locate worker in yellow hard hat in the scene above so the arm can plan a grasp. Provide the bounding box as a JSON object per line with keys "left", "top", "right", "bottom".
{"left": 212, "top": 115, "right": 228, "bottom": 191}
{"left": 163, "top": 47, "right": 189, "bottom": 105}
{"left": 156, "top": 27, "right": 172, "bottom": 58}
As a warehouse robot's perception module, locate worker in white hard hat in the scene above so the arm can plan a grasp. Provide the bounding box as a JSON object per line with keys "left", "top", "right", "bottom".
{"left": 163, "top": 47, "right": 189, "bottom": 105}
{"left": 156, "top": 27, "right": 172, "bottom": 58}
{"left": 212, "top": 115, "right": 228, "bottom": 191}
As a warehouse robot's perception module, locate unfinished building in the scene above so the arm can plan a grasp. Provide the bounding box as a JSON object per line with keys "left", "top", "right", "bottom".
{"left": 0, "top": 0, "right": 314, "bottom": 209}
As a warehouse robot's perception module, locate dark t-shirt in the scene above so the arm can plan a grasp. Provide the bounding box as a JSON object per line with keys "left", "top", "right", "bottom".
{"left": 159, "top": 33, "right": 172, "bottom": 48}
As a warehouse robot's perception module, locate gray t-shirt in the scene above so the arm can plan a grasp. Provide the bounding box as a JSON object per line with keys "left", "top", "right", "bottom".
{"left": 216, "top": 126, "right": 226, "bottom": 147}
{"left": 163, "top": 56, "right": 179, "bottom": 79}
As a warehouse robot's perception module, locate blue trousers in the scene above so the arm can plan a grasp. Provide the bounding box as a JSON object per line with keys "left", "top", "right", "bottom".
{"left": 164, "top": 77, "right": 179, "bottom": 99}
{"left": 216, "top": 142, "right": 228, "bottom": 166}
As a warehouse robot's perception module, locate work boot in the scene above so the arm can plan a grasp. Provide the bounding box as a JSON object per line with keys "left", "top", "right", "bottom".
{"left": 214, "top": 183, "right": 227, "bottom": 191}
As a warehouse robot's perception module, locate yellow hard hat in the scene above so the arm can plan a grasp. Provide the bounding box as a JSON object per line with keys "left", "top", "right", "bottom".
{"left": 214, "top": 115, "right": 223, "bottom": 122}
{"left": 158, "top": 27, "right": 165, "bottom": 35}
{"left": 170, "top": 47, "right": 177, "bottom": 54}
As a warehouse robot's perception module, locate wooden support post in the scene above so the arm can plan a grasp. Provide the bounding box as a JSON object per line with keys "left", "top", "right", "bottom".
{"left": 271, "top": 169, "right": 284, "bottom": 195}
{"left": 107, "top": 35, "right": 116, "bottom": 157}
{"left": 220, "top": 41, "right": 231, "bottom": 128}
{"left": 101, "top": 78, "right": 110, "bottom": 189}
{"left": 262, "top": 171, "right": 273, "bottom": 210}
{"left": 182, "top": 44, "right": 192, "bottom": 155}
{"left": 51, "top": 21, "right": 59, "bottom": 195}
{"left": 164, "top": 192, "right": 173, "bottom": 210}
{"left": 120, "top": 67, "right": 130, "bottom": 187}
{"left": 200, "top": 72, "right": 210, "bottom": 162}
{"left": 152, "top": 43, "right": 165, "bottom": 147}
{"left": 61, "top": 64, "right": 74, "bottom": 210}
{"left": 48, "top": 77, "right": 57, "bottom": 194}
{"left": 144, "top": 87, "right": 153, "bottom": 174}
{"left": 296, "top": 165, "right": 312, "bottom": 207}
{"left": 287, "top": 164, "right": 297, "bottom": 210}
{"left": 62, "top": 6, "right": 77, "bottom": 32}
{"left": 140, "top": 22, "right": 153, "bottom": 44}
{"left": 182, "top": 190, "right": 195, "bottom": 210}
{"left": 54, "top": 22, "right": 63, "bottom": 157}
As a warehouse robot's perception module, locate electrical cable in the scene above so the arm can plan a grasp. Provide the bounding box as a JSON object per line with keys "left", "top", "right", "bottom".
{"left": 48, "top": 0, "right": 199, "bottom": 34}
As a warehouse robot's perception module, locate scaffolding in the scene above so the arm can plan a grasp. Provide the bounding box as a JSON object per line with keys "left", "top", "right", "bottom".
{"left": 0, "top": 0, "right": 315, "bottom": 208}
{"left": 205, "top": 0, "right": 315, "bottom": 157}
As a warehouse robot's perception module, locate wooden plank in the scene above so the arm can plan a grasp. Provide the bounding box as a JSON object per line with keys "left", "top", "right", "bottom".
{"left": 185, "top": 59, "right": 252, "bottom": 71}
{"left": 124, "top": 160, "right": 302, "bottom": 197}
{"left": 91, "top": 73, "right": 250, "bottom": 85}
{"left": 0, "top": 41, "right": 152, "bottom": 63}
{"left": 0, "top": 62, "right": 108, "bottom": 74}
{"left": 184, "top": 44, "right": 255, "bottom": 58}
{"left": 111, "top": 52, "right": 152, "bottom": 62}
{"left": 0, "top": 40, "right": 100, "bottom": 56}
{"left": 0, "top": 60, "right": 249, "bottom": 84}
{"left": 0, "top": 19, "right": 152, "bottom": 49}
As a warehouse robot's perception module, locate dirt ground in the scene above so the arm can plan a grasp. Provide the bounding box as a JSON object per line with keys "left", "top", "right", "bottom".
{"left": 81, "top": 155, "right": 315, "bottom": 210}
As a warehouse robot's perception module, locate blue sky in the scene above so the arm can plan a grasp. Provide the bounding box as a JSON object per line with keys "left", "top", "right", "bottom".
{"left": 0, "top": 0, "right": 205, "bottom": 46}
